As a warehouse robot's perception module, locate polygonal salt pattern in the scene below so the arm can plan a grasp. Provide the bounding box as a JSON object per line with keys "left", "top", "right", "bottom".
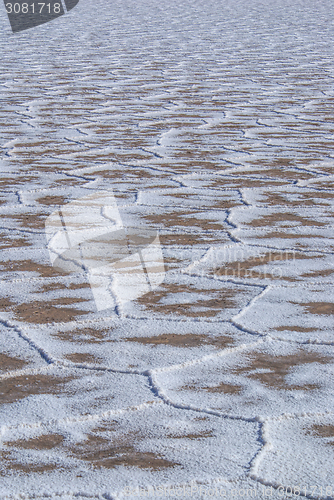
{"left": 229, "top": 205, "right": 334, "bottom": 252}
{"left": 23, "top": 319, "right": 256, "bottom": 371}
{"left": 0, "top": 365, "right": 154, "bottom": 427}
{"left": 186, "top": 243, "right": 334, "bottom": 287}
{"left": 153, "top": 340, "right": 334, "bottom": 419}
{"left": 0, "top": 405, "right": 259, "bottom": 498}
{"left": 1, "top": 0, "right": 334, "bottom": 495}
{"left": 237, "top": 284, "right": 334, "bottom": 343}
{"left": 120, "top": 273, "right": 262, "bottom": 321}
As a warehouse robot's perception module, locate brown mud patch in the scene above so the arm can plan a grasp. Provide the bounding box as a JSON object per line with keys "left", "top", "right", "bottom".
{"left": 204, "top": 382, "right": 243, "bottom": 395}
{"left": 1, "top": 434, "right": 65, "bottom": 475}
{"left": 247, "top": 212, "right": 326, "bottom": 228}
{"left": 37, "top": 195, "right": 68, "bottom": 206}
{"left": 247, "top": 168, "right": 315, "bottom": 181}
{"left": 0, "top": 233, "right": 33, "bottom": 249}
{"left": 4, "top": 214, "right": 47, "bottom": 231}
{"left": 53, "top": 327, "right": 112, "bottom": 344}
{"left": 159, "top": 233, "right": 226, "bottom": 247}
{"left": 306, "top": 424, "right": 334, "bottom": 444}
{"left": 6, "top": 434, "right": 64, "bottom": 450}
{"left": 232, "top": 350, "right": 332, "bottom": 391}
{"left": 0, "top": 353, "right": 28, "bottom": 373}
{"left": 298, "top": 302, "right": 334, "bottom": 316}
{"left": 260, "top": 191, "right": 334, "bottom": 207}
{"left": 0, "top": 259, "right": 70, "bottom": 278}
{"left": 0, "top": 373, "right": 76, "bottom": 405}
{"left": 13, "top": 298, "right": 91, "bottom": 324}
{"left": 64, "top": 353, "right": 103, "bottom": 364}
{"left": 166, "top": 430, "right": 214, "bottom": 440}
{"left": 136, "top": 283, "right": 237, "bottom": 318}
{"left": 300, "top": 269, "right": 333, "bottom": 278}
{"left": 38, "top": 281, "right": 90, "bottom": 293}
{"left": 214, "top": 251, "right": 307, "bottom": 281}
{"left": 0, "top": 176, "right": 39, "bottom": 189}
{"left": 208, "top": 178, "right": 287, "bottom": 189}
{"left": 0, "top": 297, "right": 16, "bottom": 311}
{"left": 143, "top": 210, "right": 224, "bottom": 231}
{"left": 124, "top": 333, "right": 233, "bottom": 349}
{"left": 72, "top": 433, "right": 179, "bottom": 470}
{"left": 275, "top": 326, "right": 314, "bottom": 333}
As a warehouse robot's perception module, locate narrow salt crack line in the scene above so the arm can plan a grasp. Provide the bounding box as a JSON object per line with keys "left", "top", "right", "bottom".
{"left": 145, "top": 368, "right": 264, "bottom": 424}
{"left": 57, "top": 359, "right": 146, "bottom": 376}
{"left": 232, "top": 284, "right": 271, "bottom": 326}
{"left": 249, "top": 412, "right": 334, "bottom": 500}
{"left": 0, "top": 318, "right": 56, "bottom": 365}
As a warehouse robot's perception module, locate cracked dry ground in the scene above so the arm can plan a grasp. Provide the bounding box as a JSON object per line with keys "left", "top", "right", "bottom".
{"left": 0, "top": 0, "right": 334, "bottom": 498}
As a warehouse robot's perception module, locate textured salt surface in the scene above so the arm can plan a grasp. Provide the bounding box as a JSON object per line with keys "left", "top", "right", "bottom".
{"left": 0, "top": 0, "right": 334, "bottom": 498}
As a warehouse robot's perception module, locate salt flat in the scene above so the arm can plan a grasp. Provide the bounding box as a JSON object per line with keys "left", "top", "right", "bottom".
{"left": 0, "top": 0, "right": 333, "bottom": 498}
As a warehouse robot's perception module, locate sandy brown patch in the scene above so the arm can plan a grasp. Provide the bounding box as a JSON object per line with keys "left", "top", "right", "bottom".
{"left": 0, "top": 452, "right": 58, "bottom": 474}
{"left": 166, "top": 430, "right": 214, "bottom": 440}
{"left": 13, "top": 297, "right": 90, "bottom": 324}
{"left": 53, "top": 327, "right": 112, "bottom": 343}
{"left": 143, "top": 210, "right": 224, "bottom": 231}
{"left": 0, "top": 176, "right": 39, "bottom": 189}
{"left": 51, "top": 178, "right": 88, "bottom": 188}
{"left": 248, "top": 168, "right": 315, "bottom": 181}
{"left": 214, "top": 250, "right": 304, "bottom": 281}
{"left": 300, "top": 269, "right": 334, "bottom": 278}
{"left": 204, "top": 382, "right": 243, "bottom": 395}
{"left": 159, "top": 233, "right": 225, "bottom": 246}
{"left": 84, "top": 168, "right": 155, "bottom": 180}
{"left": 233, "top": 350, "right": 332, "bottom": 391}
{"left": 124, "top": 333, "right": 233, "bottom": 349}
{"left": 309, "top": 181, "right": 334, "bottom": 189}
{"left": 257, "top": 231, "right": 318, "bottom": 240}
{"left": 64, "top": 353, "right": 103, "bottom": 363}
{"left": 136, "top": 283, "right": 237, "bottom": 318}
{"left": 0, "top": 353, "right": 28, "bottom": 373}
{"left": 37, "top": 195, "right": 68, "bottom": 206}
{"left": 71, "top": 427, "right": 180, "bottom": 470}
{"left": 246, "top": 212, "right": 326, "bottom": 228}
{"left": 261, "top": 191, "right": 334, "bottom": 207}
{"left": 0, "top": 373, "right": 76, "bottom": 405}
{"left": 208, "top": 178, "right": 287, "bottom": 189}
{"left": 306, "top": 424, "right": 334, "bottom": 444}
{"left": 298, "top": 302, "right": 334, "bottom": 315}
{"left": 5, "top": 434, "right": 64, "bottom": 450}
{"left": 4, "top": 214, "right": 47, "bottom": 231}
{"left": 274, "top": 326, "right": 315, "bottom": 333}
{"left": 0, "top": 259, "right": 70, "bottom": 278}
{"left": 38, "top": 281, "right": 90, "bottom": 293}
{"left": 0, "top": 233, "right": 32, "bottom": 249}
{"left": 0, "top": 297, "right": 16, "bottom": 311}
{"left": 0, "top": 434, "right": 65, "bottom": 475}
